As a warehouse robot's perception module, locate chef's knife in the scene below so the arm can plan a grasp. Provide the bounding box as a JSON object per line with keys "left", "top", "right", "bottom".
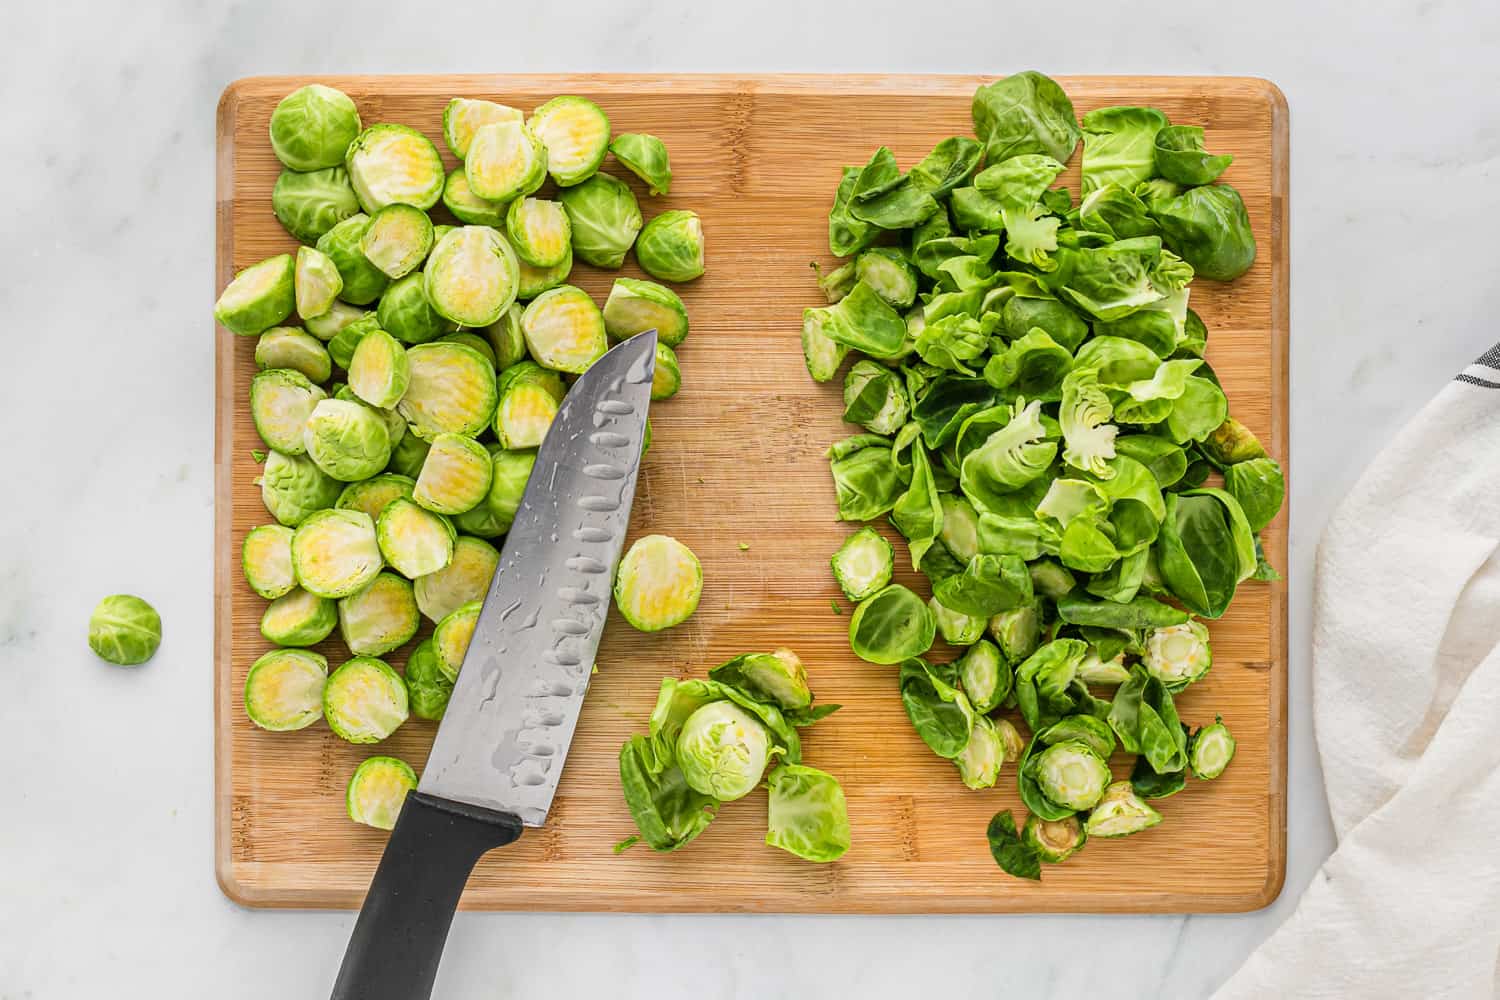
{"left": 331, "top": 330, "right": 657, "bottom": 1000}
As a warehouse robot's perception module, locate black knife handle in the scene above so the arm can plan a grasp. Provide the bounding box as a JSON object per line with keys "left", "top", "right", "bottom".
{"left": 331, "top": 791, "right": 524, "bottom": 1000}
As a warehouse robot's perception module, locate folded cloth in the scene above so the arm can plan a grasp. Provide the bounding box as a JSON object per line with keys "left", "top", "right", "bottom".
{"left": 1214, "top": 348, "right": 1500, "bottom": 999}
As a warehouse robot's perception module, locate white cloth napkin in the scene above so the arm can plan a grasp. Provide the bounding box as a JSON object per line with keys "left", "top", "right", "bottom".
{"left": 1215, "top": 351, "right": 1500, "bottom": 999}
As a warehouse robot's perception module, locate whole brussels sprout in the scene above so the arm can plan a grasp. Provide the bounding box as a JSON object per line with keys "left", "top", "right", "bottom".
{"left": 634, "top": 210, "right": 704, "bottom": 282}
{"left": 675, "top": 700, "right": 772, "bottom": 801}
{"left": 87, "top": 594, "right": 162, "bottom": 665}
{"left": 273, "top": 167, "right": 361, "bottom": 244}
{"left": 377, "top": 273, "right": 456, "bottom": 346}
{"left": 608, "top": 133, "right": 671, "bottom": 195}
{"left": 302, "top": 399, "right": 392, "bottom": 482}
{"left": 484, "top": 448, "right": 537, "bottom": 533}
{"left": 269, "top": 84, "right": 362, "bottom": 171}
{"left": 315, "top": 214, "right": 389, "bottom": 306}
{"left": 258, "top": 449, "right": 341, "bottom": 527}
{"left": 558, "top": 173, "right": 641, "bottom": 269}
{"left": 346, "top": 755, "right": 417, "bottom": 830}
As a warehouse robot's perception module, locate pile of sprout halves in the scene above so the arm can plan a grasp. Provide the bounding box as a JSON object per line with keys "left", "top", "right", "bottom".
{"left": 806, "top": 71, "right": 1282, "bottom": 878}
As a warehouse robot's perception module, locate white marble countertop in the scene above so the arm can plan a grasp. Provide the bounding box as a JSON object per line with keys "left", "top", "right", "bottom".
{"left": 5, "top": 1, "right": 1499, "bottom": 997}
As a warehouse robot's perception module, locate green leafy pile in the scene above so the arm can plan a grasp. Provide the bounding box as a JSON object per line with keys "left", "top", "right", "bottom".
{"left": 805, "top": 71, "right": 1282, "bottom": 878}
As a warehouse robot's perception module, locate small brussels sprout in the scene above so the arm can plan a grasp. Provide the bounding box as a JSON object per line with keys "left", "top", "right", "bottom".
{"left": 1031, "top": 740, "right": 1112, "bottom": 811}
{"left": 376, "top": 497, "right": 455, "bottom": 578}
{"left": 423, "top": 226, "right": 519, "bottom": 328}
{"left": 995, "top": 717, "right": 1026, "bottom": 762}
{"left": 346, "top": 755, "right": 417, "bottom": 830}
{"left": 1084, "top": 780, "right": 1163, "bottom": 837}
{"left": 316, "top": 214, "right": 389, "bottom": 305}
{"left": 242, "top": 524, "right": 296, "bottom": 599}
{"left": 273, "top": 167, "right": 361, "bottom": 244}
{"left": 258, "top": 449, "right": 341, "bottom": 527}
{"left": 294, "top": 246, "right": 344, "bottom": 322}
{"left": 345, "top": 124, "right": 444, "bottom": 214}
{"left": 493, "top": 362, "right": 565, "bottom": 448}
{"left": 650, "top": 343, "right": 681, "bottom": 401}
{"left": 675, "top": 700, "right": 771, "bottom": 801}
{"left": 1142, "top": 619, "right": 1212, "bottom": 692}
{"left": 634, "top": 210, "right": 704, "bottom": 283}
{"left": 404, "top": 638, "right": 453, "bottom": 721}
{"left": 483, "top": 304, "right": 529, "bottom": 370}
{"left": 376, "top": 272, "right": 456, "bottom": 346}
{"left": 613, "top": 534, "right": 702, "bottom": 632}
{"left": 516, "top": 246, "right": 574, "bottom": 300}
{"left": 709, "top": 648, "right": 812, "bottom": 711}
{"left": 988, "top": 601, "right": 1042, "bottom": 664}
{"left": 957, "top": 638, "right": 1010, "bottom": 713}
{"left": 250, "top": 368, "right": 326, "bottom": 455}
{"left": 303, "top": 398, "right": 392, "bottom": 481}
{"left": 1201, "top": 416, "right": 1267, "bottom": 466}
{"left": 324, "top": 656, "right": 409, "bottom": 743}
{"left": 558, "top": 173, "right": 641, "bottom": 268}
{"left": 1077, "top": 649, "right": 1131, "bottom": 686}
{"left": 440, "top": 168, "right": 507, "bottom": 227}
{"left": 801, "top": 307, "right": 849, "bottom": 383}
{"left": 304, "top": 300, "right": 368, "bottom": 342}
{"left": 602, "top": 277, "right": 688, "bottom": 347}
{"left": 855, "top": 248, "right": 917, "bottom": 309}
{"left": 290, "top": 508, "right": 383, "bottom": 598}
{"left": 442, "top": 98, "right": 523, "bottom": 159}
{"left": 333, "top": 385, "right": 406, "bottom": 449}
{"left": 465, "top": 120, "right": 547, "bottom": 202}
{"left": 954, "top": 714, "right": 1004, "bottom": 790}
{"left": 830, "top": 526, "right": 894, "bottom": 601}
{"left": 338, "top": 572, "right": 420, "bottom": 657}
{"left": 842, "top": 360, "right": 908, "bottom": 435}
{"left": 440, "top": 331, "right": 497, "bottom": 368}
{"left": 269, "top": 84, "right": 361, "bottom": 171}
{"left": 385, "top": 430, "right": 431, "bottom": 479}
{"left": 87, "top": 594, "right": 162, "bottom": 665}
{"left": 244, "top": 648, "right": 327, "bottom": 731}
{"left": 343, "top": 329, "right": 407, "bottom": 410}
{"left": 930, "top": 596, "right": 985, "bottom": 645}
{"left": 1024, "top": 813, "right": 1087, "bottom": 863}
{"left": 608, "top": 133, "right": 671, "bottom": 195}
{"left": 433, "top": 600, "right": 482, "bottom": 682}
{"left": 1189, "top": 716, "right": 1236, "bottom": 779}
{"left": 414, "top": 433, "right": 493, "bottom": 515}
{"left": 259, "top": 586, "right": 337, "bottom": 647}
{"left": 398, "top": 341, "right": 499, "bottom": 440}
{"left": 215, "top": 254, "right": 296, "bottom": 336}
{"left": 849, "top": 584, "right": 935, "bottom": 664}
{"left": 520, "top": 285, "right": 607, "bottom": 374}
{"left": 359, "top": 203, "right": 434, "bottom": 279}
{"left": 505, "top": 197, "right": 572, "bottom": 268}
{"left": 414, "top": 535, "right": 499, "bottom": 624}
{"left": 483, "top": 448, "right": 536, "bottom": 534}
{"left": 335, "top": 473, "right": 415, "bottom": 523}
{"left": 528, "top": 96, "right": 611, "bottom": 187}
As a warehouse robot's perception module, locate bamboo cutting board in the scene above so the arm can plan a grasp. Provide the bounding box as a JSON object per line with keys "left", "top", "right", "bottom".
{"left": 216, "top": 74, "right": 1288, "bottom": 912}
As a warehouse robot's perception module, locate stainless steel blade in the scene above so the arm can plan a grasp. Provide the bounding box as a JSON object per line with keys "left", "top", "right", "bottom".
{"left": 418, "top": 331, "right": 657, "bottom": 826}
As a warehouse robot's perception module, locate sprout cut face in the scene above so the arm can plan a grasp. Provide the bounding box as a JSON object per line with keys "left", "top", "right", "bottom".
{"left": 244, "top": 648, "right": 327, "bottom": 731}
{"left": 294, "top": 247, "right": 344, "bottom": 322}
{"left": 345, "top": 124, "right": 445, "bottom": 213}
{"left": 1031, "top": 740, "right": 1112, "bottom": 811}
{"left": 274, "top": 167, "right": 361, "bottom": 244}
{"left": 242, "top": 523, "right": 297, "bottom": 599}
{"left": 422, "top": 226, "right": 519, "bottom": 328}
{"left": 346, "top": 329, "right": 409, "bottom": 410}
{"left": 608, "top": 133, "right": 671, "bottom": 195}
{"left": 558, "top": 173, "right": 641, "bottom": 269}
{"left": 675, "top": 700, "right": 773, "bottom": 802}
{"left": 303, "top": 398, "right": 392, "bottom": 481}
{"left": 613, "top": 534, "right": 703, "bottom": 632}
{"left": 441, "top": 168, "right": 507, "bottom": 227}
{"left": 260, "top": 587, "right": 338, "bottom": 647}
{"left": 1142, "top": 619, "right": 1212, "bottom": 692}
{"left": 404, "top": 638, "right": 453, "bottom": 721}
{"left": 830, "top": 526, "right": 894, "bottom": 602}
{"left": 414, "top": 433, "right": 493, "bottom": 515}
{"left": 250, "top": 368, "right": 325, "bottom": 455}
{"left": 336, "top": 473, "right": 415, "bottom": 524}
{"left": 397, "top": 340, "right": 499, "bottom": 440}
{"left": 360, "top": 203, "right": 435, "bottom": 279}
{"left": 259, "top": 449, "right": 341, "bottom": 527}
{"left": 954, "top": 715, "right": 1004, "bottom": 789}
{"left": 528, "top": 96, "right": 611, "bottom": 187}
{"left": 269, "top": 84, "right": 361, "bottom": 171}
{"left": 957, "top": 639, "right": 1009, "bottom": 713}
{"left": 87, "top": 594, "right": 162, "bottom": 665}
{"left": 414, "top": 535, "right": 499, "bottom": 624}
{"left": 215, "top": 254, "right": 296, "bottom": 336}
{"left": 338, "top": 572, "right": 420, "bottom": 657}
{"left": 1189, "top": 717, "right": 1236, "bottom": 779}
{"left": 651, "top": 343, "right": 680, "bottom": 401}
{"left": 520, "top": 285, "right": 607, "bottom": 374}
{"left": 290, "top": 508, "right": 383, "bottom": 599}
{"left": 347, "top": 756, "right": 418, "bottom": 830}
{"left": 376, "top": 497, "right": 455, "bottom": 578}
{"left": 634, "top": 210, "right": 705, "bottom": 282}
{"left": 433, "top": 601, "right": 482, "bottom": 682}
{"left": 323, "top": 656, "right": 409, "bottom": 743}
{"left": 493, "top": 363, "right": 564, "bottom": 449}
{"left": 1084, "top": 780, "right": 1163, "bottom": 837}
{"left": 505, "top": 197, "right": 571, "bottom": 268}
{"left": 465, "top": 120, "right": 548, "bottom": 203}
{"left": 442, "top": 98, "right": 523, "bottom": 160}
{"left": 1024, "top": 813, "right": 1087, "bottom": 862}
{"left": 255, "top": 325, "right": 333, "bottom": 384}
{"left": 602, "top": 278, "right": 688, "bottom": 347}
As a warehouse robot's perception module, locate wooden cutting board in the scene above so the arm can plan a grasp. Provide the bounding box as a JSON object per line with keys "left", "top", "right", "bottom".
{"left": 215, "top": 74, "right": 1288, "bottom": 912}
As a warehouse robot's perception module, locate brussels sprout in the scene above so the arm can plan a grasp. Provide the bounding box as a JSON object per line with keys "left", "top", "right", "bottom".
{"left": 1153, "top": 184, "right": 1256, "bottom": 282}
{"left": 528, "top": 96, "right": 611, "bottom": 187}
{"left": 709, "top": 648, "right": 813, "bottom": 711}
{"left": 345, "top": 329, "right": 408, "bottom": 410}
{"left": 1189, "top": 716, "right": 1236, "bottom": 779}
{"left": 290, "top": 508, "right": 382, "bottom": 599}
{"left": 376, "top": 497, "right": 455, "bottom": 578}
{"left": 404, "top": 638, "right": 453, "bottom": 721}
{"left": 855, "top": 248, "right": 917, "bottom": 310}
{"left": 359, "top": 203, "right": 434, "bottom": 280}
{"left": 250, "top": 368, "right": 326, "bottom": 455}
{"left": 764, "top": 763, "right": 850, "bottom": 862}
{"left": 1077, "top": 649, "right": 1131, "bottom": 686}
{"left": 374, "top": 273, "right": 453, "bottom": 346}
{"left": 242, "top": 524, "right": 296, "bottom": 599}
{"left": 954, "top": 714, "right": 1004, "bottom": 790}
{"left": 273, "top": 167, "right": 361, "bottom": 244}
{"left": 338, "top": 572, "right": 420, "bottom": 657}
{"left": 244, "top": 648, "right": 327, "bottom": 731}
{"left": 505, "top": 197, "right": 572, "bottom": 268}
{"left": 87, "top": 594, "right": 162, "bottom": 665}
{"left": 215, "top": 254, "right": 296, "bottom": 336}
{"left": 1084, "top": 780, "right": 1163, "bottom": 837}
{"left": 483, "top": 304, "right": 528, "bottom": 369}
{"left": 315, "top": 214, "right": 389, "bottom": 305}
{"left": 520, "top": 285, "right": 607, "bottom": 374}
{"left": 1201, "top": 416, "right": 1267, "bottom": 466}
{"left": 304, "top": 300, "right": 368, "bottom": 342}
{"left": 1024, "top": 813, "right": 1087, "bottom": 863}
{"left": 302, "top": 398, "right": 391, "bottom": 481}
{"left": 675, "top": 700, "right": 772, "bottom": 802}
{"left": 602, "top": 277, "right": 688, "bottom": 346}
{"left": 293, "top": 246, "right": 344, "bottom": 322}
{"left": 1141, "top": 619, "right": 1212, "bottom": 692}
{"left": 259, "top": 449, "right": 341, "bottom": 527}
{"left": 414, "top": 535, "right": 499, "bottom": 624}
{"left": 516, "top": 246, "right": 574, "bottom": 300}
{"left": 842, "top": 360, "right": 908, "bottom": 435}
{"left": 1030, "top": 740, "right": 1111, "bottom": 811}
{"left": 482, "top": 448, "right": 536, "bottom": 534}
{"left": 333, "top": 385, "right": 406, "bottom": 450}
{"left": 413, "top": 433, "right": 493, "bottom": 515}
{"left": 849, "top": 584, "right": 935, "bottom": 664}
{"left": 324, "top": 656, "right": 409, "bottom": 743}
{"left": 635, "top": 210, "right": 704, "bottom": 282}
{"left": 398, "top": 340, "right": 499, "bottom": 440}
{"left": 438, "top": 331, "right": 496, "bottom": 368}
{"left": 988, "top": 601, "right": 1042, "bottom": 664}
{"left": 269, "top": 84, "right": 361, "bottom": 171}
{"left": 558, "top": 173, "right": 641, "bottom": 268}
{"left": 433, "top": 600, "right": 482, "bottom": 682}
{"left": 830, "top": 526, "right": 894, "bottom": 601}
{"left": 613, "top": 534, "right": 703, "bottom": 633}
{"left": 440, "top": 168, "right": 507, "bottom": 226}
{"left": 345, "top": 124, "right": 444, "bottom": 213}
{"left": 442, "top": 98, "right": 523, "bottom": 159}
{"left": 346, "top": 755, "right": 417, "bottom": 830}
{"left": 930, "top": 596, "right": 985, "bottom": 645}
{"left": 801, "top": 308, "right": 849, "bottom": 384}
{"left": 339, "top": 477, "right": 415, "bottom": 529}
{"left": 259, "top": 586, "right": 337, "bottom": 647}
{"left": 493, "top": 362, "right": 564, "bottom": 448}
{"left": 385, "top": 430, "right": 431, "bottom": 480}
{"left": 608, "top": 132, "right": 671, "bottom": 195}
{"left": 995, "top": 717, "right": 1026, "bottom": 763}
{"left": 648, "top": 342, "right": 681, "bottom": 401}
{"left": 957, "top": 638, "right": 1011, "bottom": 713}
{"left": 422, "top": 226, "right": 519, "bottom": 328}
{"left": 465, "top": 120, "right": 547, "bottom": 202}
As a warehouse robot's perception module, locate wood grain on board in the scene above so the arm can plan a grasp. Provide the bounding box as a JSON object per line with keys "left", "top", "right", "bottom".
{"left": 215, "top": 74, "right": 1288, "bottom": 912}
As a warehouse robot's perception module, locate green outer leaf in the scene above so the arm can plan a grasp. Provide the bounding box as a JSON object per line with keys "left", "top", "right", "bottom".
{"left": 1016, "top": 737, "right": 1078, "bottom": 822}
{"left": 617, "top": 733, "right": 719, "bottom": 852}
{"left": 1131, "top": 744, "right": 1188, "bottom": 798}
{"left": 932, "top": 553, "right": 1033, "bottom": 617}
{"left": 1107, "top": 666, "right": 1187, "bottom": 774}
{"left": 1055, "top": 593, "right": 1188, "bottom": 629}
{"left": 850, "top": 585, "right": 936, "bottom": 664}
{"left": 899, "top": 658, "right": 976, "bottom": 758}
{"left": 987, "top": 809, "right": 1043, "bottom": 880}
{"left": 765, "top": 763, "right": 851, "bottom": 862}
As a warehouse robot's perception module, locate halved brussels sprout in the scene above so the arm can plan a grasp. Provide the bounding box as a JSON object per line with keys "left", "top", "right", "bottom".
{"left": 335, "top": 473, "right": 415, "bottom": 523}
{"left": 259, "top": 449, "right": 341, "bottom": 527}
{"left": 608, "top": 133, "right": 671, "bottom": 195}
{"left": 250, "top": 368, "right": 326, "bottom": 455}
{"left": 801, "top": 307, "right": 849, "bottom": 383}
{"left": 830, "top": 527, "right": 894, "bottom": 601}
{"left": 290, "top": 508, "right": 383, "bottom": 598}
{"left": 1077, "top": 649, "right": 1131, "bottom": 686}
{"left": 1024, "top": 813, "right": 1087, "bottom": 862}
{"left": 273, "top": 167, "right": 361, "bottom": 243}
{"left": 87, "top": 594, "right": 161, "bottom": 666}
{"left": 441, "top": 168, "right": 507, "bottom": 227}
{"left": 376, "top": 272, "right": 456, "bottom": 346}
{"left": 1142, "top": 619, "right": 1212, "bottom": 692}
{"left": 414, "top": 535, "right": 499, "bottom": 624}
{"left": 995, "top": 717, "right": 1026, "bottom": 762}
{"left": 1189, "top": 716, "right": 1236, "bottom": 779}
{"left": 505, "top": 197, "right": 571, "bottom": 268}
{"left": 440, "top": 331, "right": 497, "bottom": 368}
{"left": 602, "top": 277, "right": 688, "bottom": 346}
{"left": 1028, "top": 559, "right": 1077, "bottom": 600}
{"left": 1032, "top": 740, "right": 1112, "bottom": 811}
{"left": 303, "top": 398, "right": 392, "bottom": 481}
{"left": 315, "top": 214, "right": 389, "bottom": 305}
{"left": 386, "top": 431, "right": 430, "bottom": 479}
{"left": 260, "top": 586, "right": 338, "bottom": 646}
{"left": 465, "top": 120, "right": 547, "bottom": 202}
{"left": 842, "top": 360, "right": 908, "bottom": 435}
{"left": 269, "top": 84, "right": 361, "bottom": 171}
{"left": 528, "top": 96, "right": 610, "bottom": 186}
{"left": 493, "top": 362, "right": 564, "bottom": 448}
{"left": 483, "top": 303, "right": 528, "bottom": 370}
{"left": 957, "top": 638, "right": 1010, "bottom": 713}
{"left": 855, "top": 248, "right": 917, "bottom": 309}
{"left": 360, "top": 203, "right": 434, "bottom": 279}
{"left": 422, "top": 226, "right": 519, "bottom": 328}
{"left": 345, "top": 124, "right": 444, "bottom": 213}
{"left": 520, "top": 285, "right": 607, "bottom": 374}
{"left": 242, "top": 523, "right": 296, "bottom": 599}
{"left": 324, "top": 656, "right": 409, "bottom": 743}
{"left": 414, "top": 433, "right": 493, "bottom": 515}
{"left": 304, "top": 300, "right": 368, "bottom": 341}
{"left": 558, "top": 173, "right": 641, "bottom": 268}
{"left": 333, "top": 385, "right": 406, "bottom": 450}
{"left": 849, "top": 584, "right": 935, "bottom": 664}
{"left": 397, "top": 340, "right": 499, "bottom": 440}
{"left": 614, "top": 534, "right": 702, "bottom": 632}
{"left": 405, "top": 637, "right": 453, "bottom": 720}
{"left": 676, "top": 700, "right": 771, "bottom": 802}
{"left": 338, "top": 572, "right": 420, "bottom": 656}
{"left": 376, "top": 497, "right": 455, "bottom": 578}
{"left": 989, "top": 601, "right": 1041, "bottom": 664}
{"left": 930, "top": 597, "right": 985, "bottom": 645}
{"left": 954, "top": 714, "right": 1004, "bottom": 790}
{"left": 345, "top": 328, "right": 409, "bottom": 409}
{"left": 244, "top": 648, "right": 327, "bottom": 731}
{"left": 709, "top": 648, "right": 812, "bottom": 711}
{"left": 433, "top": 600, "right": 482, "bottom": 681}
{"left": 215, "top": 254, "right": 296, "bottom": 335}
{"left": 516, "top": 245, "right": 574, "bottom": 300}
{"left": 294, "top": 246, "right": 344, "bottom": 321}
{"left": 347, "top": 755, "right": 417, "bottom": 830}
{"left": 635, "top": 210, "right": 704, "bottom": 282}
{"left": 651, "top": 343, "right": 680, "bottom": 401}
{"left": 483, "top": 448, "right": 536, "bottom": 534}
{"left": 1084, "top": 780, "right": 1163, "bottom": 837}
{"left": 442, "top": 98, "right": 523, "bottom": 159}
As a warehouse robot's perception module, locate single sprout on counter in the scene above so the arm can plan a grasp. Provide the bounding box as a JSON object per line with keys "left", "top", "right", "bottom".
{"left": 398, "top": 341, "right": 499, "bottom": 440}
{"left": 404, "top": 638, "right": 453, "bottom": 721}
{"left": 347, "top": 329, "right": 409, "bottom": 409}
{"left": 360, "top": 203, "right": 435, "bottom": 280}
{"left": 608, "top": 133, "right": 671, "bottom": 195}
{"left": 269, "top": 84, "right": 361, "bottom": 172}
{"left": 302, "top": 398, "right": 391, "bottom": 481}
{"left": 506, "top": 197, "right": 572, "bottom": 268}
{"left": 613, "top": 534, "right": 702, "bottom": 632}
{"left": 260, "top": 587, "right": 337, "bottom": 647}
{"left": 676, "top": 701, "right": 773, "bottom": 801}
{"left": 1189, "top": 716, "right": 1236, "bottom": 779}
{"left": 465, "top": 120, "right": 547, "bottom": 203}
{"left": 215, "top": 254, "right": 295, "bottom": 336}
{"left": 347, "top": 756, "right": 417, "bottom": 830}
{"left": 413, "top": 433, "right": 493, "bottom": 516}
{"left": 345, "top": 124, "right": 444, "bottom": 214}
{"left": 558, "top": 173, "right": 641, "bottom": 268}
{"left": 651, "top": 343, "right": 681, "bottom": 401}
{"left": 765, "top": 763, "right": 850, "bottom": 862}
{"left": 414, "top": 535, "right": 499, "bottom": 624}
{"left": 433, "top": 601, "right": 482, "bottom": 682}
{"left": 634, "top": 210, "right": 704, "bottom": 282}
{"left": 1142, "top": 619, "right": 1212, "bottom": 692}
{"left": 521, "top": 285, "right": 607, "bottom": 374}
{"left": 422, "top": 226, "right": 519, "bottom": 328}
{"left": 87, "top": 595, "right": 162, "bottom": 666}
{"left": 1024, "top": 813, "right": 1087, "bottom": 863}
{"left": 244, "top": 648, "right": 327, "bottom": 732}
{"left": 290, "top": 508, "right": 383, "bottom": 599}
{"left": 528, "top": 95, "right": 611, "bottom": 187}
{"left": 242, "top": 524, "right": 296, "bottom": 600}
{"left": 335, "top": 474, "right": 415, "bottom": 524}
{"left": 256, "top": 326, "right": 332, "bottom": 383}
{"left": 1084, "top": 780, "right": 1163, "bottom": 837}
{"left": 376, "top": 498, "right": 455, "bottom": 578}
{"left": 830, "top": 526, "right": 894, "bottom": 601}
{"left": 602, "top": 278, "right": 688, "bottom": 346}
{"left": 442, "top": 98, "right": 522, "bottom": 160}
{"left": 323, "top": 656, "right": 409, "bottom": 744}
{"left": 337, "top": 572, "right": 420, "bottom": 657}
